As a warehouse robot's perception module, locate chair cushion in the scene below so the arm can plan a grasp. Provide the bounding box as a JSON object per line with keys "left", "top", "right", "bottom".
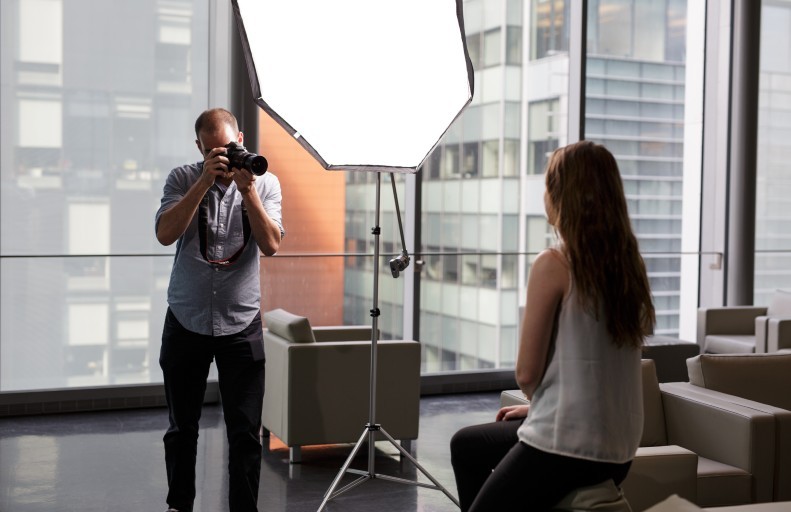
{"left": 767, "top": 289, "right": 791, "bottom": 317}
{"left": 263, "top": 309, "right": 315, "bottom": 343}
{"left": 625, "top": 445, "right": 698, "bottom": 511}
{"left": 696, "top": 456, "right": 752, "bottom": 507}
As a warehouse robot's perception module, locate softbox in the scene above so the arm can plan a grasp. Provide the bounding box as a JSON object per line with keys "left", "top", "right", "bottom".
{"left": 231, "top": 0, "right": 474, "bottom": 173}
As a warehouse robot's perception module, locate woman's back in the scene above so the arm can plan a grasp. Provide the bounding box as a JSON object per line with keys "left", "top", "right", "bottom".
{"left": 517, "top": 251, "right": 644, "bottom": 464}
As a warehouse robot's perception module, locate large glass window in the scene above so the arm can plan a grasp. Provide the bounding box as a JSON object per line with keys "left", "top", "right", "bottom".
{"left": 418, "top": 0, "right": 570, "bottom": 373}
{"left": 0, "top": 0, "right": 752, "bottom": 394}
{"left": 418, "top": 0, "right": 698, "bottom": 375}
{"left": 755, "top": 0, "right": 791, "bottom": 304}
{"left": 0, "top": 0, "right": 211, "bottom": 391}
{"left": 586, "top": 0, "right": 692, "bottom": 336}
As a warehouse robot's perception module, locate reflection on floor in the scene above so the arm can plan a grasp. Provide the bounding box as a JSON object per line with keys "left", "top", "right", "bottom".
{"left": 0, "top": 392, "right": 500, "bottom": 512}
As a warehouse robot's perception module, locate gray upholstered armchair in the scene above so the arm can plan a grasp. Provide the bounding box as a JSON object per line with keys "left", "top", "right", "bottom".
{"left": 624, "top": 360, "right": 777, "bottom": 510}
{"left": 261, "top": 308, "right": 421, "bottom": 463}
{"left": 696, "top": 289, "right": 791, "bottom": 354}
{"left": 662, "top": 352, "right": 791, "bottom": 502}
{"left": 501, "top": 359, "right": 779, "bottom": 511}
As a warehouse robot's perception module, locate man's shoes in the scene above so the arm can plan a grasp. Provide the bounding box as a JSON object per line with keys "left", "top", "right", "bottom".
{"left": 164, "top": 509, "right": 179, "bottom": 512}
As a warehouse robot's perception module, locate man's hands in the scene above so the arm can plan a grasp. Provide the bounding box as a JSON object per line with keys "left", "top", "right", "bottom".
{"left": 201, "top": 146, "right": 257, "bottom": 193}
{"left": 495, "top": 404, "right": 530, "bottom": 422}
{"left": 230, "top": 165, "right": 256, "bottom": 194}
{"left": 201, "top": 147, "right": 236, "bottom": 186}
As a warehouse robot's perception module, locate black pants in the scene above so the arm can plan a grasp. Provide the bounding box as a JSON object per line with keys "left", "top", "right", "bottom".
{"left": 450, "top": 420, "right": 632, "bottom": 512}
{"left": 160, "top": 308, "right": 265, "bottom": 512}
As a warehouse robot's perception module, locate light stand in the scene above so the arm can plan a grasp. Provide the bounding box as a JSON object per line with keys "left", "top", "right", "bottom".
{"left": 317, "top": 172, "right": 460, "bottom": 511}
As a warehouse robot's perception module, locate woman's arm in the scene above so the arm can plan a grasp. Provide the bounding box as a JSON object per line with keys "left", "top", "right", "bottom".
{"left": 515, "top": 249, "right": 569, "bottom": 399}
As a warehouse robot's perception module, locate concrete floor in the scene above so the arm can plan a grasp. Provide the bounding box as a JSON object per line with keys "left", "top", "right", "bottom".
{"left": 0, "top": 392, "right": 500, "bottom": 512}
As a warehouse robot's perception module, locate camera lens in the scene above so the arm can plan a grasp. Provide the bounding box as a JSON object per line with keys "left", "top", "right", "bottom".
{"left": 247, "top": 154, "right": 268, "bottom": 176}
{"left": 225, "top": 142, "right": 268, "bottom": 176}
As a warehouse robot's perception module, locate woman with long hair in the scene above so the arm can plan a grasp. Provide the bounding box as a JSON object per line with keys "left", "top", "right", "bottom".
{"left": 450, "top": 141, "right": 655, "bottom": 511}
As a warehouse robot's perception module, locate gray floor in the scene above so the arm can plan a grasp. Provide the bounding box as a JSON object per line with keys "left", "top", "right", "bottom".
{"left": 0, "top": 392, "right": 500, "bottom": 512}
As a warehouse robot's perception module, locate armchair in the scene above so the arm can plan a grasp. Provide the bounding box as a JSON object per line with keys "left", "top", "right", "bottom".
{"left": 261, "top": 309, "right": 421, "bottom": 463}
{"left": 501, "top": 359, "right": 778, "bottom": 511}
{"left": 625, "top": 360, "right": 777, "bottom": 510}
{"left": 697, "top": 290, "right": 791, "bottom": 354}
{"left": 662, "top": 352, "right": 791, "bottom": 501}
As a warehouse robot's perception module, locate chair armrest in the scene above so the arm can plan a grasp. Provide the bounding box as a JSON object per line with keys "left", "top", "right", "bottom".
{"left": 660, "top": 383, "right": 777, "bottom": 502}
{"left": 500, "top": 389, "right": 530, "bottom": 407}
{"left": 312, "top": 325, "right": 373, "bottom": 342}
{"left": 697, "top": 307, "right": 767, "bottom": 343}
{"left": 767, "top": 317, "right": 791, "bottom": 352}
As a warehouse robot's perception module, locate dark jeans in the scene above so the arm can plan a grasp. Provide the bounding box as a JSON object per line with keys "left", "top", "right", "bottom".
{"left": 160, "top": 308, "right": 265, "bottom": 512}
{"left": 450, "top": 420, "right": 632, "bottom": 512}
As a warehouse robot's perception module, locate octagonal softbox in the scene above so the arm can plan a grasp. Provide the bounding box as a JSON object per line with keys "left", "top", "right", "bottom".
{"left": 231, "top": 0, "right": 474, "bottom": 173}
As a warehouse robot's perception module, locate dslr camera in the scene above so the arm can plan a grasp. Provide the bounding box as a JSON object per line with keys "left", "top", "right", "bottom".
{"left": 225, "top": 141, "right": 268, "bottom": 176}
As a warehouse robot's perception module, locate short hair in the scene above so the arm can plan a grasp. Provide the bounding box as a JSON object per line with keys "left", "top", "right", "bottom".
{"left": 194, "top": 108, "right": 239, "bottom": 139}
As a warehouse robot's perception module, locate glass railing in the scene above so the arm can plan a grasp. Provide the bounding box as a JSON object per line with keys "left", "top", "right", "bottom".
{"left": 2, "top": 249, "right": 789, "bottom": 392}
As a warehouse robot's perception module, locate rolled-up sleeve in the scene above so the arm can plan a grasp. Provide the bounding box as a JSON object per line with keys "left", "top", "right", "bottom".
{"left": 155, "top": 165, "right": 192, "bottom": 234}
{"left": 260, "top": 173, "right": 285, "bottom": 238}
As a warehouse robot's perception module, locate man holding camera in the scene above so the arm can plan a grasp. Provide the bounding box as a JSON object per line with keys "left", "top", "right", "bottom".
{"left": 155, "top": 108, "right": 284, "bottom": 512}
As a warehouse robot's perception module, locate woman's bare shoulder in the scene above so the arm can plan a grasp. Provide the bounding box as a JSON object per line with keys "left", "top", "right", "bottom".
{"left": 535, "top": 247, "right": 569, "bottom": 270}
{"left": 531, "top": 248, "right": 570, "bottom": 297}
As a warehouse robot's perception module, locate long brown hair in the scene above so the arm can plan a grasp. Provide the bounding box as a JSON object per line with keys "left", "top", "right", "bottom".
{"left": 545, "top": 141, "right": 655, "bottom": 349}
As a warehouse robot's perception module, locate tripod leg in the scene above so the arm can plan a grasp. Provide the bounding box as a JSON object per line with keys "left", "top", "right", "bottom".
{"left": 377, "top": 427, "right": 461, "bottom": 508}
{"left": 317, "top": 427, "right": 371, "bottom": 512}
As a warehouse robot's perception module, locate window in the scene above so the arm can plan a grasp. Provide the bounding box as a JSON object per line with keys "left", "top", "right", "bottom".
{"left": 528, "top": 98, "right": 560, "bottom": 174}
{"left": 755, "top": 0, "right": 791, "bottom": 304}
{"left": 1, "top": 0, "right": 212, "bottom": 391}
{"left": 532, "top": 0, "right": 569, "bottom": 60}
{"left": 506, "top": 26, "right": 522, "bottom": 65}
{"left": 483, "top": 28, "right": 502, "bottom": 68}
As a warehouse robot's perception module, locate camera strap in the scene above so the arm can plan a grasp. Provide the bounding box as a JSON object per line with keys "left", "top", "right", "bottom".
{"left": 198, "top": 192, "right": 251, "bottom": 267}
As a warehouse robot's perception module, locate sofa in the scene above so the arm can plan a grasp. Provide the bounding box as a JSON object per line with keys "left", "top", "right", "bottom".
{"left": 661, "top": 352, "right": 791, "bottom": 501}
{"left": 501, "top": 360, "right": 779, "bottom": 511}
{"left": 261, "top": 308, "right": 421, "bottom": 463}
{"left": 696, "top": 289, "right": 791, "bottom": 354}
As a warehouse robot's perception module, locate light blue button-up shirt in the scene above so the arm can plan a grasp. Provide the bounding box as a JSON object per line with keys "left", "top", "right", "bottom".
{"left": 156, "top": 161, "right": 284, "bottom": 336}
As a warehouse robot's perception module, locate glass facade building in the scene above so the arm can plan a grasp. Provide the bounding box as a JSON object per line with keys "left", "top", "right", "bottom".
{"left": 389, "top": 0, "right": 698, "bottom": 373}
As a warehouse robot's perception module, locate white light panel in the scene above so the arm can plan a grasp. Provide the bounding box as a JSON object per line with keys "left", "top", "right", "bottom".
{"left": 232, "top": 0, "right": 473, "bottom": 172}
